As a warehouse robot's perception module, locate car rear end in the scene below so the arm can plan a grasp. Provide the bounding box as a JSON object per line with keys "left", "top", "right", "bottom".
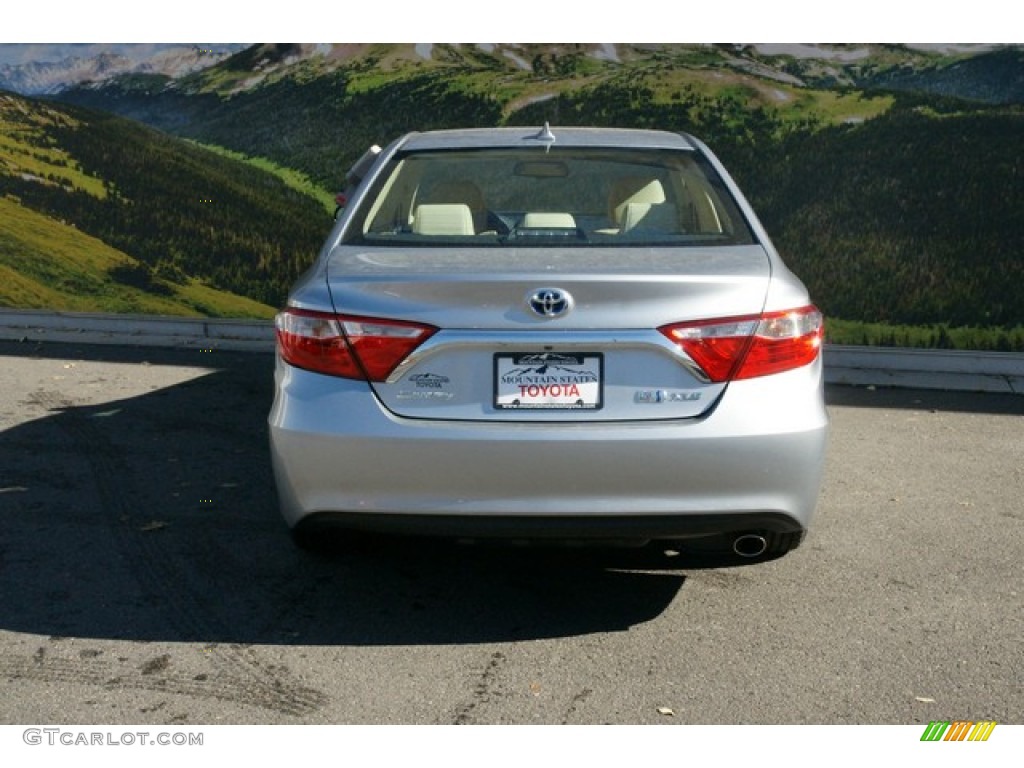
{"left": 268, "top": 126, "right": 828, "bottom": 559}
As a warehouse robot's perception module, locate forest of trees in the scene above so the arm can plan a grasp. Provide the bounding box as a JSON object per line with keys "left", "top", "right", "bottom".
{"left": 13, "top": 48, "right": 1024, "bottom": 348}
{"left": 751, "top": 105, "right": 1024, "bottom": 331}
{"left": 0, "top": 101, "right": 327, "bottom": 307}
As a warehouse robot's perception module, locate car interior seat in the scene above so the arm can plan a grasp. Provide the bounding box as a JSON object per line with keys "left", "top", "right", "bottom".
{"left": 420, "top": 180, "right": 488, "bottom": 233}
{"left": 607, "top": 178, "right": 678, "bottom": 233}
{"left": 411, "top": 203, "right": 476, "bottom": 235}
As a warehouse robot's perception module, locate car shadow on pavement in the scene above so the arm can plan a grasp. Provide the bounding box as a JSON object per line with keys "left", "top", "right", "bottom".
{"left": 0, "top": 341, "right": 697, "bottom": 647}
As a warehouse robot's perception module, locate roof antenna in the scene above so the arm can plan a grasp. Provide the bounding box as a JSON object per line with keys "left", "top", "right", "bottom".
{"left": 532, "top": 122, "right": 556, "bottom": 152}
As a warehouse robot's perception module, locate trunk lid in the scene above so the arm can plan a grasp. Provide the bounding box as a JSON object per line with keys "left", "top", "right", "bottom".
{"left": 326, "top": 245, "right": 771, "bottom": 421}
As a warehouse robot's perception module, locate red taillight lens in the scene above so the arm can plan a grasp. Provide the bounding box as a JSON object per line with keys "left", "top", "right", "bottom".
{"left": 339, "top": 316, "right": 438, "bottom": 381}
{"left": 275, "top": 309, "right": 436, "bottom": 381}
{"left": 275, "top": 309, "right": 359, "bottom": 378}
{"left": 660, "top": 306, "right": 823, "bottom": 382}
{"left": 738, "top": 307, "right": 825, "bottom": 380}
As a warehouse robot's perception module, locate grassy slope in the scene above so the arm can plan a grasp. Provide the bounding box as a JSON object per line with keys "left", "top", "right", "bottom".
{"left": 25, "top": 46, "right": 1024, "bottom": 347}
{"left": 0, "top": 195, "right": 274, "bottom": 318}
{"left": 1, "top": 90, "right": 327, "bottom": 310}
{"left": 0, "top": 96, "right": 107, "bottom": 199}
{"left": 190, "top": 141, "right": 335, "bottom": 214}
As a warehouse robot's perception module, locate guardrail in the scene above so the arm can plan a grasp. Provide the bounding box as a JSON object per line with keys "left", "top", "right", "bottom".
{"left": 824, "top": 345, "right": 1023, "bottom": 394}
{"left": 1, "top": 308, "right": 1022, "bottom": 394}
{"left": 0, "top": 308, "right": 273, "bottom": 352}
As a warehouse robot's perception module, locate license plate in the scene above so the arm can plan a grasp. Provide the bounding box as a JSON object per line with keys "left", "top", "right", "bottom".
{"left": 494, "top": 352, "right": 603, "bottom": 410}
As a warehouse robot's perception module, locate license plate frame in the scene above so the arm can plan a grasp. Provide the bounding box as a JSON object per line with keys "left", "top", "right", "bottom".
{"left": 494, "top": 352, "right": 603, "bottom": 411}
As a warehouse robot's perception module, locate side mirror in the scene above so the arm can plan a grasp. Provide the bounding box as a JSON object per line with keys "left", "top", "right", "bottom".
{"left": 334, "top": 145, "right": 381, "bottom": 218}
{"left": 345, "top": 145, "right": 382, "bottom": 189}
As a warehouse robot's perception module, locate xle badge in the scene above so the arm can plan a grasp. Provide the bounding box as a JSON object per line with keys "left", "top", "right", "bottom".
{"left": 635, "top": 389, "right": 702, "bottom": 403}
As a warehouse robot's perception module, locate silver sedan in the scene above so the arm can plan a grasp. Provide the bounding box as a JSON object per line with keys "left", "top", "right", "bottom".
{"left": 269, "top": 125, "right": 828, "bottom": 563}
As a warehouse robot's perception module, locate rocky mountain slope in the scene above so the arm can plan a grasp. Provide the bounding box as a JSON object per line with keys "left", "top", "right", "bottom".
{"left": 2, "top": 43, "right": 1021, "bottom": 343}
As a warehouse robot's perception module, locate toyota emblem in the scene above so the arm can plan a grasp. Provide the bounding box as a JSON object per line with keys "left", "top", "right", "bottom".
{"left": 527, "top": 288, "right": 573, "bottom": 318}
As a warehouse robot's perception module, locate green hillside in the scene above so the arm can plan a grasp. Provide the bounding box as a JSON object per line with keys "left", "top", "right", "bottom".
{"left": 0, "top": 196, "right": 274, "bottom": 317}
{"left": 750, "top": 104, "right": 1024, "bottom": 328}
{"left": 58, "top": 43, "right": 897, "bottom": 191}
{"left": 29, "top": 45, "right": 1024, "bottom": 347}
{"left": 0, "top": 91, "right": 329, "bottom": 311}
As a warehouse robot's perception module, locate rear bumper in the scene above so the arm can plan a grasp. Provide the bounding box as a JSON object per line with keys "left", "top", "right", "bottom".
{"left": 268, "top": 356, "right": 828, "bottom": 539}
{"left": 289, "top": 511, "right": 805, "bottom": 547}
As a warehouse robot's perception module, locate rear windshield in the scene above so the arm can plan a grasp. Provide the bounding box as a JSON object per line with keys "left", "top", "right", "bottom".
{"left": 343, "top": 147, "right": 756, "bottom": 247}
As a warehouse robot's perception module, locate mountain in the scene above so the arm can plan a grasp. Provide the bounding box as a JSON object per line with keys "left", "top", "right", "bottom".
{"left": 0, "top": 90, "right": 329, "bottom": 314}
{"left": 52, "top": 43, "right": 1016, "bottom": 100}
{"left": 858, "top": 47, "right": 1024, "bottom": 105}
{"left": 52, "top": 43, "right": 890, "bottom": 190}
{"left": 735, "top": 44, "right": 1015, "bottom": 97}
{"left": 53, "top": 43, "right": 1023, "bottom": 190}
{"left": 6, "top": 43, "right": 1024, "bottom": 343}
{"left": 0, "top": 45, "right": 244, "bottom": 96}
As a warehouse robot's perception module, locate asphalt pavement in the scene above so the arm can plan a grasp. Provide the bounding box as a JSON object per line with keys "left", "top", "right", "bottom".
{"left": 0, "top": 339, "right": 1021, "bottom": 725}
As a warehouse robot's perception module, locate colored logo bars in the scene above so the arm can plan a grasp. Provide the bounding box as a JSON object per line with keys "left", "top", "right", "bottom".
{"left": 920, "top": 721, "right": 997, "bottom": 742}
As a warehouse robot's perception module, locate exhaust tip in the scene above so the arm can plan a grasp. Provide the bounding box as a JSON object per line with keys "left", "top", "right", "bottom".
{"left": 733, "top": 534, "right": 768, "bottom": 558}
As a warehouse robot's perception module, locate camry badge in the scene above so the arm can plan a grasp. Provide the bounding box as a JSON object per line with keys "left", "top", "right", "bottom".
{"left": 527, "top": 288, "right": 573, "bottom": 318}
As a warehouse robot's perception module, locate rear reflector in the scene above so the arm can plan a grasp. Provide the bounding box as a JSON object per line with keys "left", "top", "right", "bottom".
{"left": 660, "top": 306, "right": 823, "bottom": 382}
{"left": 275, "top": 309, "right": 436, "bottom": 381}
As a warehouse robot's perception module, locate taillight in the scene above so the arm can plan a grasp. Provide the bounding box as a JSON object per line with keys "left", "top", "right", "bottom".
{"left": 275, "top": 309, "right": 436, "bottom": 381}
{"left": 660, "top": 306, "right": 823, "bottom": 382}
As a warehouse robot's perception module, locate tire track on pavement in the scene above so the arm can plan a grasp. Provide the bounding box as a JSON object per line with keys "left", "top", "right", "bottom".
{"left": 26, "top": 390, "right": 326, "bottom": 717}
